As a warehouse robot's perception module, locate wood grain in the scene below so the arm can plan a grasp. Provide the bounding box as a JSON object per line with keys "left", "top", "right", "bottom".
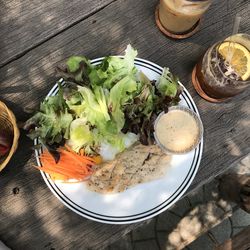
{"left": 218, "top": 155, "right": 250, "bottom": 213}
{"left": 0, "top": 0, "right": 116, "bottom": 68}
{"left": 215, "top": 225, "right": 250, "bottom": 250}
{"left": 0, "top": 0, "right": 250, "bottom": 249}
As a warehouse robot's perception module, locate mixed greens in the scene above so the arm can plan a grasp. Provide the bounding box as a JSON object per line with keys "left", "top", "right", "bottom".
{"left": 25, "top": 45, "right": 182, "bottom": 160}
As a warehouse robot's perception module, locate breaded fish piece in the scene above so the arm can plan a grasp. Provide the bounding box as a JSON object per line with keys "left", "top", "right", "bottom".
{"left": 87, "top": 144, "right": 171, "bottom": 193}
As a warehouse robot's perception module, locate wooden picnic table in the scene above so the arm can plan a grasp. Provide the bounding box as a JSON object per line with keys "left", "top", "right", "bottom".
{"left": 0, "top": 0, "right": 249, "bottom": 249}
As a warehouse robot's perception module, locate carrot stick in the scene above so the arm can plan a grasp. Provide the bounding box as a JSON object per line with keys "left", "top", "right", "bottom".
{"left": 40, "top": 160, "right": 92, "bottom": 175}
{"left": 36, "top": 167, "right": 81, "bottom": 179}
{"left": 59, "top": 149, "right": 95, "bottom": 165}
{"left": 63, "top": 145, "right": 96, "bottom": 162}
{"left": 35, "top": 146, "right": 100, "bottom": 181}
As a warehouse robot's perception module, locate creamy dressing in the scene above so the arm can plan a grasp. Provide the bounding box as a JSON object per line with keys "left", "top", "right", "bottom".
{"left": 155, "top": 110, "right": 200, "bottom": 153}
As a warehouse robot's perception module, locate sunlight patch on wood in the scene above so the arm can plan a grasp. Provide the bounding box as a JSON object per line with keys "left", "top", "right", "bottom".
{"left": 163, "top": 201, "right": 232, "bottom": 249}
{"left": 226, "top": 140, "right": 242, "bottom": 156}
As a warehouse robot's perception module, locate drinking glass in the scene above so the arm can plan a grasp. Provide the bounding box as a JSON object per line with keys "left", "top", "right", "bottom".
{"left": 192, "top": 33, "right": 250, "bottom": 102}
{"left": 156, "top": 0, "right": 212, "bottom": 38}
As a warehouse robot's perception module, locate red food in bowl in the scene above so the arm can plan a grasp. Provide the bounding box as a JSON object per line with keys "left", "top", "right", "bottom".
{"left": 0, "top": 132, "right": 12, "bottom": 157}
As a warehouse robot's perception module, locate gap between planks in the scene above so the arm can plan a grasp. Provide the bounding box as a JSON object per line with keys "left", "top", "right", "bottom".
{"left": 0, "top": 0, "right": 119, "bottom": 70}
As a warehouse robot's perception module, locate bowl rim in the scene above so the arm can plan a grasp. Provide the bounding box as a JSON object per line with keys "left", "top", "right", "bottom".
{"left": 153, "top": 105, "right": 204, "bottom": 155}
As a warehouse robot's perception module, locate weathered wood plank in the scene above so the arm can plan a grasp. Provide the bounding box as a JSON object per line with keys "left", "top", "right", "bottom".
{"left": 215, "top": 225, "right": 250, "bottom": 250}
{"left": 0, "top": 0, "right": 116, "bottom": 68}
{"left": 218, "top": 154, "right": 250, "bottom": 213}
{"left": 0, "top": 0, "right": 249, "bottom": 249}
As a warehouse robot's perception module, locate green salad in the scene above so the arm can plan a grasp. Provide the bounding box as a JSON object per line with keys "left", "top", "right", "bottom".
{"left": 24, "top": 45, "right": 182, "bottom": 161}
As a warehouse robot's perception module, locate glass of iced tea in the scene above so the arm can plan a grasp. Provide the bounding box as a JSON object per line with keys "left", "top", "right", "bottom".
{"left": 192, "top": 34, "right": 250, "bottom": 102}
{"left": 156, "top": 0, "right": 212, "bottom": 39}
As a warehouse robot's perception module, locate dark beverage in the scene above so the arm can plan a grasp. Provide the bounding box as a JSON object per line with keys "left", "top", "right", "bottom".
{"left": 193, "top": 34, "right": 250, "bottom": 101}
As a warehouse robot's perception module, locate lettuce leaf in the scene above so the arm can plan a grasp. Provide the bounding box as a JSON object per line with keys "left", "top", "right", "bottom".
{"left": 24, "top": 84, "right": 73, "bottom": 145}
{"left": 56, "top": 56, "right": 92, "bottom": 85}
{"left": 26, "top": 44, "right": 183, "bottom": 158}
{"left": 99, "top": 132, "right": 138, "bottom": 161}
{"left": 124, "top": 44, "right": 138, "bottom": 72}
{"left": 108, "top": 76, "right": 137, "bottom": 132}
{"left": 67, "top": 118, "right": 94, "bottom": 152}
{"left": 157, "top": 67, "right": 179, "bottom": 98}
{"left": 93, "top": 86, "right": 110, "bottom": 122}
{"left": 89, "top": 44, "right": 138, "bottom": 89}
{"left": 77, "top": 86, "right": 110, "bottom": 128}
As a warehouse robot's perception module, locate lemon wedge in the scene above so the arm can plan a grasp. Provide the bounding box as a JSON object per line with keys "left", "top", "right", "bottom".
{"left": 218, "top": 41, "right": 250, "bottom": 81}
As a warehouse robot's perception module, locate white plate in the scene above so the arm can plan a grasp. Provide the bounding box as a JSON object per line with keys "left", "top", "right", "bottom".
{"left": 35, "top": 57, "right": 203, "bottom": 224}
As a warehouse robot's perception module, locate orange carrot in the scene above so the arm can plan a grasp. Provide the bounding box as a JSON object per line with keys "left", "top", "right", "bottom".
{"left": 36, "top": 166, "right": 84, "bottom": 179}
{"left": 64, "top": 145, "right": 96, "bottom": 162}
{"left": 59, "top": 148, "right": 96, "bottom": 164}
{"left": 35, "top": 146, "right": 101, "bottom": 181}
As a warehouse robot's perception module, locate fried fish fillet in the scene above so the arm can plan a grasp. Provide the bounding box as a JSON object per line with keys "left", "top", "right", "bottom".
{"left": 87, "top": 143, "right": 171, "bottom": 193}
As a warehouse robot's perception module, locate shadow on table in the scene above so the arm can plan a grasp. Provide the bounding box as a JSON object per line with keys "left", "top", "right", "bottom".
{"left": 108, "top": 180, "right": 235, "bottom": 250}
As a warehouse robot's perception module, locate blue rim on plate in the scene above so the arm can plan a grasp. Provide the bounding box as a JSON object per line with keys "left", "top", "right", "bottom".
{"left": 35, "top": 57, "right": 203, "bottom": 224}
